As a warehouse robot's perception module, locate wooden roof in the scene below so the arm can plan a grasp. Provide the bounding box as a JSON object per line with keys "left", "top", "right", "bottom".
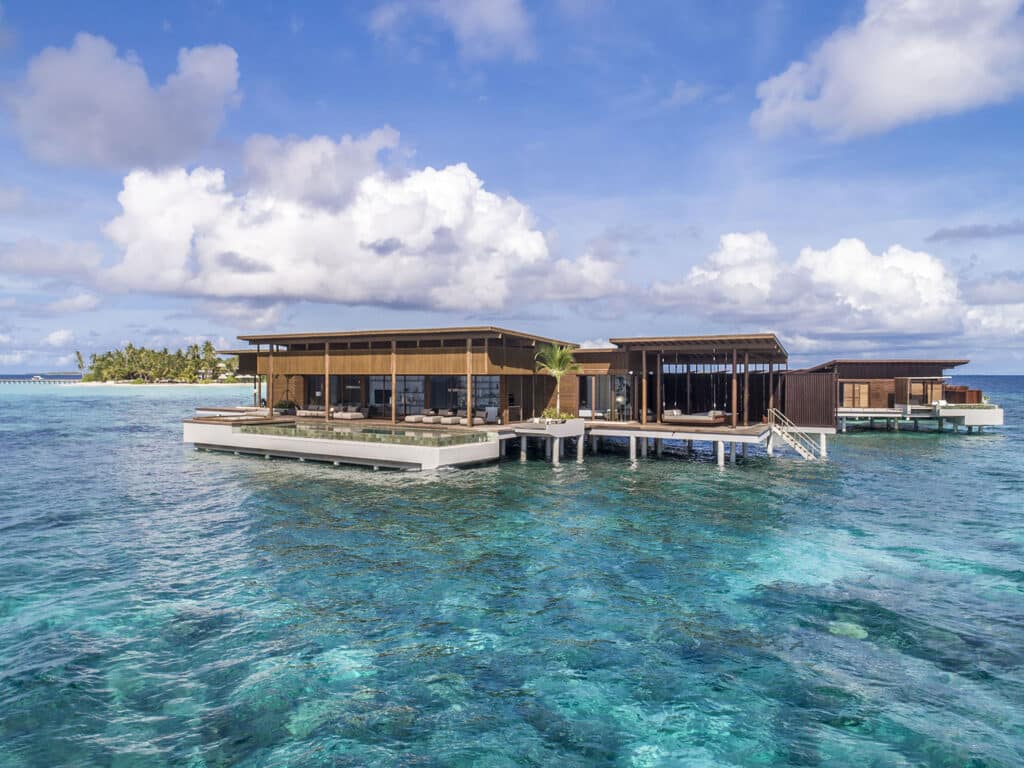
{"left": 606, "top": 333, "right": 788, "bottom": 363}
{"left": 804, "top": 358, "right": 968, "bottom": 373}
{"left": 237, "top": 325, "right": 575, "bottom": 347}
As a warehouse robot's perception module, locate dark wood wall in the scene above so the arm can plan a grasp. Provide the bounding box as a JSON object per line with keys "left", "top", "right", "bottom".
{"left": 782, "top": 372, "right": 837, "bottom": 427}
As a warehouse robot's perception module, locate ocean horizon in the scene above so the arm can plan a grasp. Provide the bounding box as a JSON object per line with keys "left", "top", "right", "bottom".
{"left": 1, "top": 377, "right": 1021, "bottom": 766}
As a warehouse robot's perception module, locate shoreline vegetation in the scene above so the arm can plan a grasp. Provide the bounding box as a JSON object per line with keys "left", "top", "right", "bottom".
{"left": 77, "top": 342, "right": 242, "bottom": 384}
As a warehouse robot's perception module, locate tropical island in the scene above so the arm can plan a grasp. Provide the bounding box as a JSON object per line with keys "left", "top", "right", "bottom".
{"left": 77, "top": 341, "right": 242, "bottom": 383}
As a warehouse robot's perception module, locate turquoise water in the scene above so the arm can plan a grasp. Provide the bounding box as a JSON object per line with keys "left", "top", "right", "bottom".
{"left": 1, "top": 379, "right": 1022, "bottom": 766}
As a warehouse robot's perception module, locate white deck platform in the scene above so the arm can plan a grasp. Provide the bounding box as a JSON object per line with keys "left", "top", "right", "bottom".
{"left": 183, "top": 421, "right": 500, "bottom": 470}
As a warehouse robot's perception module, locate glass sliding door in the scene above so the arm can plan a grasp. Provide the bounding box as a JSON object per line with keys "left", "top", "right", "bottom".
{"left": 368, "top": 375, "right": 391, "bottom": 418}
{"left": 429, "top": 375, "right": 466, "bottom": 412}
{"left": 395, "top": 376, "right": 425, "bottom": 416}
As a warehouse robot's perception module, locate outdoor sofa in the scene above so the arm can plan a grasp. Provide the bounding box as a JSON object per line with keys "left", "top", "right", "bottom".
{"left": 333, "top": 405, "right": 367, "bottom": 420}
{"left": 661, "top": 409, "right": 728, "bottom": 425}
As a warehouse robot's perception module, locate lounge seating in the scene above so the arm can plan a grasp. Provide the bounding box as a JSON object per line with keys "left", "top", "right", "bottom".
{"left": 459, "top": 409, "right": 486, "bottom": 426}
{"left": 334, "top": 405, "right": 367, "bottom": 420}
{"left": 296, "top": 405, "right": 333, "bottom": 417}
{"left": 404, "top": 409, "right": 436, "bottom": 423}
{"left": 433, "top": 409, "right": 458, "bottom": 425}
{"left": 661, "top": 408, "right": 728, "bottom": 425}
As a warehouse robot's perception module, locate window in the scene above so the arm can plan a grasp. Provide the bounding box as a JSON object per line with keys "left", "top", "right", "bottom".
{"left": 472, "top": 375, "right": 499, "bottom": 409}
{"left": 305, "top": 375, "right": 324, "bottom": 405}
{"left": 430, "top": 375, "right": 466, "bottom": 411}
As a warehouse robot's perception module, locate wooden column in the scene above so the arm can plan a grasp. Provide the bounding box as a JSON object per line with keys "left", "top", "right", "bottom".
{"left": 731, "top": 348, "right": 738, "bottom": 428}
{"left": 641, "top": 349, "right": 648, "bottom": 425}
{"left": 255, "top": 344, "right": 261, "bottom": 406}
{"left": 742, "top": 352, "right": 749, "bottom": 427}
{"left": 686, "top": 362, "right": 691, "bottom": 414}
{"left": 324, "top": 345, "right": 331, "bottom": 423}
{"left": 267, "top": 345, "right": 274, "bottom": 411}
{"left": 466, "top": 337, "right": 473, "bottom": 420}
{"left": 590, "top": 375, "right": 597, "bottom": 418}
{"left": 501, "top": 337, "right": 508, "bottom": 424}
{"left": 768, "top": 362, "right": 774, "bottom": 412}
{"left": 656, "top": 351, "right": 663, "bottom": 423}
{"left": 390, "top": 340, "right": 397, "bottom": 424}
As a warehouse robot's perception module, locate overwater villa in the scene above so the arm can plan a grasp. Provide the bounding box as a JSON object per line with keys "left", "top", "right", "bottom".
{"left": 184, "top": 326, "right": 1003, "bottom": 470}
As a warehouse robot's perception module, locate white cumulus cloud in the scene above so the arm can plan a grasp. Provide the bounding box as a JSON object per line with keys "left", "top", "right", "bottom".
{"left": 9, "top": 32, "right": 239, "bottom": 168}
{"left": 244, "top": 127, "right": 400, "bottom": 207}
{"left": 652, "top": 232, "right": 964, "bottom": 336}
{"left": 752, "top": 0, "right": 1024, "bottom": 140}
{"left": 103, "top": 130, "right": 620, "bottom": 312}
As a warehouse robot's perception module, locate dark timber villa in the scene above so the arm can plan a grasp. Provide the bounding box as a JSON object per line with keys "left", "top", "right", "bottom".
{"left": 183, "top": 325, "right": 1003, "bottom": 470}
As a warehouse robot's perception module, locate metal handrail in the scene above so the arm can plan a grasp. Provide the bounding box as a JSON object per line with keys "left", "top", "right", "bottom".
{"left": 768, "top": 408, "right": 821, "bottom": 459}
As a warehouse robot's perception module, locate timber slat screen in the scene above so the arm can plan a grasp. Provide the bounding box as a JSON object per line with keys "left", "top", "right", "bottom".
{"left": 782, "top": 372, "right": 837, "bottom": 427}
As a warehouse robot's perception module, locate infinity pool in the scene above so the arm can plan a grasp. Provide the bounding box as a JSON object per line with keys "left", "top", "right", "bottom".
{"left": 238, "top": 421, "right": 491, "bottom": 447}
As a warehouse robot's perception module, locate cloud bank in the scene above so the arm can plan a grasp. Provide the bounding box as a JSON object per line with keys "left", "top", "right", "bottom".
{"left": 752, "top": 0, "right": 1024, "bottom": 140}
{"left": 9, "top": 33, "right": 239, "bottom": 169}
{"left": 652, "top": 231, "right": 1022, "bottom": 345}
{"left": 103, "top": 129, "right": 621, "bottom": 312}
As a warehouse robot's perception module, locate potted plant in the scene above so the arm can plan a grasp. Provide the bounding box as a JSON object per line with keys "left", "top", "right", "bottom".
{"left": 273, "top": 399, "right": 297, "bottom": 415}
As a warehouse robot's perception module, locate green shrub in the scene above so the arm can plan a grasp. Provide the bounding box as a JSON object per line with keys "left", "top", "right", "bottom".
{"left": 541, "top": 407, "right": 575, "bottom": 420}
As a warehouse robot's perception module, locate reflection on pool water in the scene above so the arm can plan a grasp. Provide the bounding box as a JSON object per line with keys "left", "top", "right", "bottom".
{"left": 237, "top": 421, "right": 491, "bottom": 447}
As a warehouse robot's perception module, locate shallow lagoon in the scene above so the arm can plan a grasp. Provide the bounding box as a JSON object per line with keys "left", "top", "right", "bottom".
{"left": 1, "top": 379, "right": 1021, "bottom": 766}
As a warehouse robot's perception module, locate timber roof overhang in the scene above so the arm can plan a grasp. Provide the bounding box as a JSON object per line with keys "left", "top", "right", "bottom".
{"left": 804, "top": 358, "right": 969, "bottom": 373}
{"left": 237, "top": 326, "right": 575, "bottom": 348}
{"left": 606, "top": 333, "right": 788, "bottom": 364}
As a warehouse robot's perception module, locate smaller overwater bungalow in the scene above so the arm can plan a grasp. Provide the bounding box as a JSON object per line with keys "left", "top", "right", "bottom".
{"left": 184, "top": 325, "right": 1003, "bottom": 470}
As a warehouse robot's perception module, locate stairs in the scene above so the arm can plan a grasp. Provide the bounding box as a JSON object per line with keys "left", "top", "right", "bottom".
{"left": 768, "top": 408, "right": 822, "bottom": 461}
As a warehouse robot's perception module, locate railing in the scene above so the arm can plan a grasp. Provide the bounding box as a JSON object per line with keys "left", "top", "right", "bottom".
{"left": 768, "top": 408, "right": 822, "bottom": 461}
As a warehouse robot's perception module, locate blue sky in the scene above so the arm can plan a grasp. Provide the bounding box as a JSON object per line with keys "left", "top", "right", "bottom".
{"left": 1, "top": 0, "right": 1023, "bottom": 372}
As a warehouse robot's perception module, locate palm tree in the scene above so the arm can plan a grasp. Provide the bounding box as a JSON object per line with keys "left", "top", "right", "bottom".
{"left": 535, "top": 343, "right": 580, "bottom": 415}
{"left": 74, "top": 350, "right": 85, "bottom": 372}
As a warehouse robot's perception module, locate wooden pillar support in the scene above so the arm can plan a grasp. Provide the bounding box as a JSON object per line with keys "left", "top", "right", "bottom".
{"left": 466, "top": 337, "right": 473, "bottom": 421}
{"left": 324, "top": 346, "right": 331, "bottom": 422}
{"left": 768, "top": 362, "right": 774, "bottom": 413}
{"left": 656, "top": 351, "right": 663, "bottom": 423}
{"left": 686, "top": 363, "right": 691, "bottom": 414}
{"left": 629, "top": 435, "right": 637, "bottom": 462}
{"left": 742, "top": 352, "right": 749, "bottom": 427}
{"left": 731, "top": 349, "right": 738, "bottom": 428}
{"left": 390, "top": 340, "right": 397, "bottom": 424}
{"left": 267, "top": 345, "right": 275, "bottom": 412}
{"left": 641, "top": 349, "right": 648, "bottom": 425}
